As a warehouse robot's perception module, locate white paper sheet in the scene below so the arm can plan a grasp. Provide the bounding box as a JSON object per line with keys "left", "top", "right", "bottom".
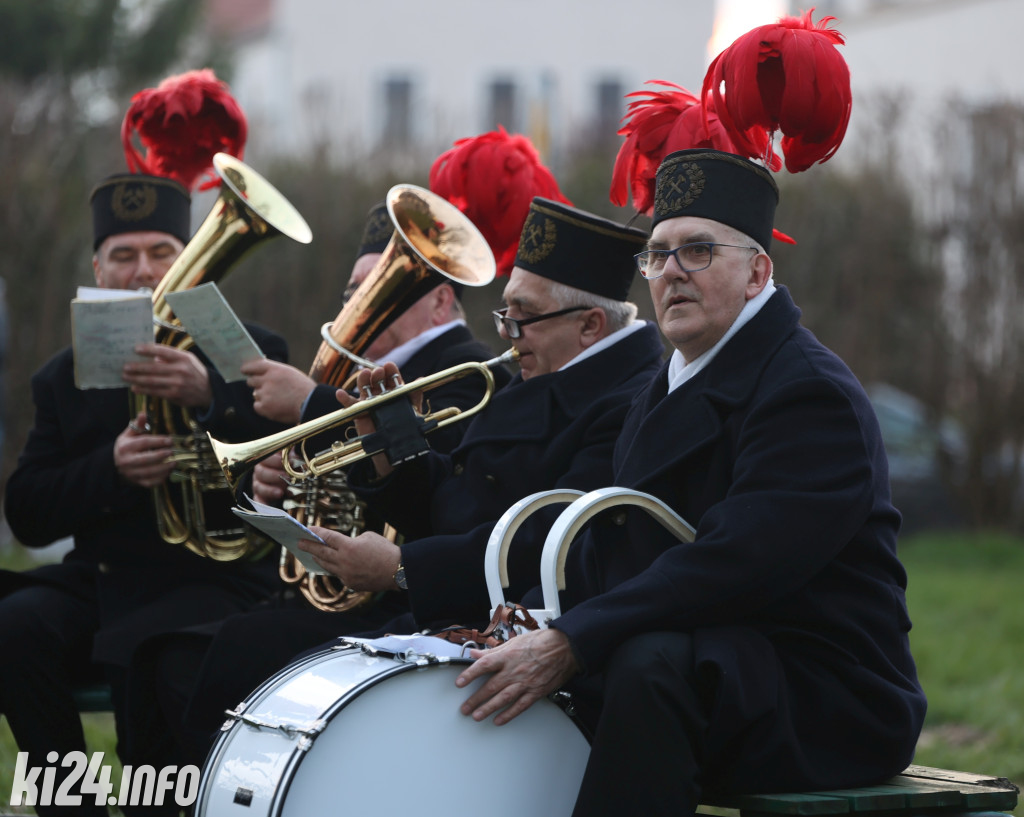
{"left": 70, "top": 287, "right": 154, "bottom": 389}
{"left": 165, "top": 283, "right": 264, "bottom": 382}
{"left": 231, "top": 494, "right": 326, "bottom": 573}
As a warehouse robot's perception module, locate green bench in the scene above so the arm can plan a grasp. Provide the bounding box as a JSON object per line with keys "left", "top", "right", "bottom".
{"left": 700, "top": 765, "right": 1019, "bottom": 817}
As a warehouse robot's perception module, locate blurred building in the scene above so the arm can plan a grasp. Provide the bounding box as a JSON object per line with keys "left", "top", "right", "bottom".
{"left": 205, "top": 0, "right": 1021, "bottom": 172}
{"left": 205, "top": 0, "right": 720, "bottom": 168}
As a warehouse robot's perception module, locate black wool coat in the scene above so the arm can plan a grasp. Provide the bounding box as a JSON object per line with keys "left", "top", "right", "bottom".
{"left": 351, "top": 321, "right": 665, "bottom": 628}
{"left": 2, "top": 324, "right": 289, "bottom": 664}
{"left": 552, "top": 288, "right": 927, "bottom": 793}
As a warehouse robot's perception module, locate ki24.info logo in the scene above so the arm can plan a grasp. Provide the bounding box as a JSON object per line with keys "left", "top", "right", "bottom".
{"left": 9, "top": 752, "right": 200, "bottom": 809}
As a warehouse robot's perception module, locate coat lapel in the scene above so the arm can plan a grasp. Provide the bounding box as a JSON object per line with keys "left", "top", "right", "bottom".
{"left": 614, "top": 288, "right": 802, "bottom": 489}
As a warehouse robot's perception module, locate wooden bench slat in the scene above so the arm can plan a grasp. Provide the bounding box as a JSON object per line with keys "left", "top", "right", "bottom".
{"left": 800, "top": 785, "right": 909, "bottom": 812}
{"left": 877, "top": 778, "right": 968, "bottom": 809}
{"left": 702, "top": 792, "right": 852, "bottom": 815}
{"left": 901, "top": 766, "right": 1018, "bottom": 790}
{"left": 884, "top": 776, "right": 1017, "bottom": 810}
{"left": 700, "top": 765, "right": 1019, "bottom": 817}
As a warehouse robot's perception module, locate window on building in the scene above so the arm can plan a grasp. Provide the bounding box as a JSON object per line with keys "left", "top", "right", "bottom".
{"left": 382, "top": 77, "right": 413, "bottom": 148}
{"left": 488, "top": 79, "right": 517, "bottom": 132}
{"left": 594, "top": 78, "right": 624, "bottom": 146}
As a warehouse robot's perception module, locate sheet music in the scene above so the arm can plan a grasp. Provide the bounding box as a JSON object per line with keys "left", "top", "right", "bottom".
{"left": 232, "top": 495, "right": 327, "bottom": 574}
{"left": 164, "top": 283, "right": 264, "bottom": 382}
{"left": 71, "top": 287, "right": 154, "bottom": 389}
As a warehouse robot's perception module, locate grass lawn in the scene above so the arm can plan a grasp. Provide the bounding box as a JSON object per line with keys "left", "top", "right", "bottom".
{"left": 0, "top": 531, "right": 1021, "bottom": 814}
{"left": 899, "top": 530, "right": 1024, "bottom": 812}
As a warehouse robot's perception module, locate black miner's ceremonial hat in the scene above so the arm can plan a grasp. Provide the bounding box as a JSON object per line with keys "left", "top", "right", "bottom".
{"left": 90, "top": 174, "right": 191, "bottom": 250}
{"left": 652, "top": 149, "right": 778, "bottom": 252}
{"left": 514, "top": 198, "right": 646, "bottom": 302}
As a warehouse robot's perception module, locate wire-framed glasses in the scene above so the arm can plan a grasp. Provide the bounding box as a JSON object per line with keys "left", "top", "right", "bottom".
{"left": 634, "top": 242, "right": 758, "bottom": 279}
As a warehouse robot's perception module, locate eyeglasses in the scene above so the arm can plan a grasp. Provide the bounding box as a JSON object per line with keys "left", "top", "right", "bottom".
{"left": 634, "top": 242, "right": 758, "bottom": 279}
{"left": 491, "top": 306, "right": 587, "bottom": 339}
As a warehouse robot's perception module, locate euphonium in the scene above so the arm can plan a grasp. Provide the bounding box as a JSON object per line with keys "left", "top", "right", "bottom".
{"left": 140, "top": 153, "right": 313, "bottom": 561}
{"left": 275, "top": 183, "right": 498, "bottom": 610}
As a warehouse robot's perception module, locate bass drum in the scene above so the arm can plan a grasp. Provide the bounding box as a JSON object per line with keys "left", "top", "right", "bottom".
{"left": 196, "top": 640, "right": 591, "bottom": 816}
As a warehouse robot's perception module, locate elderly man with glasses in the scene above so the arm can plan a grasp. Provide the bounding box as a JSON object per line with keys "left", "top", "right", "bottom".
{"left": 457, "top": 149, "right": 927, "bottom": 817}
{"left": 299, "top": 197, "right": 665, "bottom": 632}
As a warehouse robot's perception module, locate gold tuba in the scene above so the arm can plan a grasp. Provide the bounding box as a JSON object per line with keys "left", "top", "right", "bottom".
{"left": 271, "top": 183, "right": 497, "bottom": 610}
{"left": 139, "top": 153, "right": 313, "bottom": 561}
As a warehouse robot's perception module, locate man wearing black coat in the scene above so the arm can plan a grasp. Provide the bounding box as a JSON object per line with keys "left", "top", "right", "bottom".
{"left": 0, "top": 173, "right": 289, "bottom": 817}
{"left": 303, "top": 198, "right": 665, "bottom": 632}
{"left": 457, "top": 150, "right": 928, "bottom": 817}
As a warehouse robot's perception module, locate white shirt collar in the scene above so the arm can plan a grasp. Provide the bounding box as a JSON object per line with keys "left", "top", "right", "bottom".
{"left": 666, "top": 280, "right": 776, "bottom": 393}
{"left": 373, "top": 320, "right": 464, "bottom": 369}
{"left": 558, "top": 320, "right": 648, "bottom": 371}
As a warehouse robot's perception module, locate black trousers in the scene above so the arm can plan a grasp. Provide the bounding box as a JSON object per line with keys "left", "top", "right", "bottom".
{"left": 569, "top": 631, "right": 711, "bottom": 817}
{"left": 0, "top": 582, "right": 110, "bottom": 817}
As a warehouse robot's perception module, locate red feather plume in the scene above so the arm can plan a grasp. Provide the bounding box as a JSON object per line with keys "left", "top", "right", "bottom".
{"left": 429, "top": 127, "right": 571, "bottom": 277}
{"left": 121, "top": 68, "right": 248, "bottom": 192}
{"left": 609, "top": 80, "right": 779, "bottom": 215}
{"left": 702, "top": 8, "right": 851, "bottom": 173}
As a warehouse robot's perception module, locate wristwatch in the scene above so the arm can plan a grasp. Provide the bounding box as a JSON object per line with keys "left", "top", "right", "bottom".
{"left": 393, "top": 563, "right": 408, "bottom": 590}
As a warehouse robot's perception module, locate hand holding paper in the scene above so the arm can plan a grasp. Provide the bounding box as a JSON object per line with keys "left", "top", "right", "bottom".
{"left": 164, "top": 283, "right": 264, "bottom": 382}
{"left": 232, "top": 495, "right": 326, "bottom": 574}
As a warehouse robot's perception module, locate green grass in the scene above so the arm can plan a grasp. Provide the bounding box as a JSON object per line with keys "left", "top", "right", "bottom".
{"left": 899, "top": 530, "right": 1024, "bottom": 812}
{"left": 1, "top": 533, "right": 1022, "bottom": 814}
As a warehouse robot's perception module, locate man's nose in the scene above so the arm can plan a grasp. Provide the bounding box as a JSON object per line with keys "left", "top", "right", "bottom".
{"left": 662, "top": 252, "right": 690, "bottom": 280}
{"left": 135, "top": 252, "right": 160, "bottom": 285}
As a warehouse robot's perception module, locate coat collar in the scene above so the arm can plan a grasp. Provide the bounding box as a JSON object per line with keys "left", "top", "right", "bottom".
{"left": 462, "top": 322, "right": 664, "bottom": 445}
{"left": 614, "top": 287, "right": 801, "bottom": 486}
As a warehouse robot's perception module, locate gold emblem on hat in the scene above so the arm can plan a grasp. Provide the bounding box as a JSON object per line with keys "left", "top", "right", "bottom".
{"left": 655, "top": 161, "right": 705, "bottom": 218}
{"left": 111, "top": 182, "right": 158, "bottom": 222}
{"left": 518, "top": 213, "right": 557, "bottom": 264}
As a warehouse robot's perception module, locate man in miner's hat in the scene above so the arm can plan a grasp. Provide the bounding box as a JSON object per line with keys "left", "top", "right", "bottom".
{"left": 458, "top": 149, "right": 927, "bottom": 817}
{"left": 1, "top": 71, "right": 289, "bottom": 816}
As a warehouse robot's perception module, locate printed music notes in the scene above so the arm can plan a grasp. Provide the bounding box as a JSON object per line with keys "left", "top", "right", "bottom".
{"left": 71, "top": 287, "right": 154, "bottom": 389}
{"left": 164, "top": 283, "right": 264, "bottom": 382}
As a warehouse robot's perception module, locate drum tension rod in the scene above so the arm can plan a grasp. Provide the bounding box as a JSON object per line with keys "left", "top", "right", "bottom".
{"left": 223, "top": 708, "right": 327, "bottom": 741}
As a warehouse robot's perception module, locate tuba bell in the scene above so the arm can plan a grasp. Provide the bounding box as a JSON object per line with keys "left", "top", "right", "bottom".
{"left": 139, "top": 152, "right": 313, "bottom": 561}
{"left": 273, "top": 184, "right": 497, "bottom": 610}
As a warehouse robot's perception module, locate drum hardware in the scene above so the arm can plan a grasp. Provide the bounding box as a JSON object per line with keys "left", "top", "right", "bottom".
{"left": 484, "top": 486, "right": 695, "bottom": 625}
{"left": 225, "top": 711, "right": 327, "bottom": 742}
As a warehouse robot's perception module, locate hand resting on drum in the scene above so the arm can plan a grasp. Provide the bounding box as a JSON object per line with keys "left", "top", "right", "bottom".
{"left": 455, "top": 629, "right": 580, "bottom": 726}
{"left": 297, "top": 525, "right": 403, "bottom": 593}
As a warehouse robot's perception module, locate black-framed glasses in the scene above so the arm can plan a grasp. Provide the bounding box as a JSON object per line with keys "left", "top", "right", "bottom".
{"left": 634, "top": 242, "right": 758, "bottom": 279}
{"left": 491, "top": 306, "right": 587, "bottom": 339}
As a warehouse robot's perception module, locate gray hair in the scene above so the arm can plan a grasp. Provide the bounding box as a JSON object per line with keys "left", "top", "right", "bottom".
{"left": 547, "top": 280, "right": 638, "bottom": 333}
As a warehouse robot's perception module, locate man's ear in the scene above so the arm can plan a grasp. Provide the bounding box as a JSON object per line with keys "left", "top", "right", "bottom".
{"left": 579, "top": 307, "right": 608, "bottom": 347}
{"left": 745, "top": 252, "right": 773, "bottom": 300}
{"left": 430, "top": 283, "right": 456, "bottom": 323}
{"left": 92, "top": 254, "right": 103, "bottom": 287}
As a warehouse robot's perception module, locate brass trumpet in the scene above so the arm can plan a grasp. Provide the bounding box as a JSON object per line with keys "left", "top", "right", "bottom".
{"left": 209, "top": 349, "right": 518, "bottom": 490}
